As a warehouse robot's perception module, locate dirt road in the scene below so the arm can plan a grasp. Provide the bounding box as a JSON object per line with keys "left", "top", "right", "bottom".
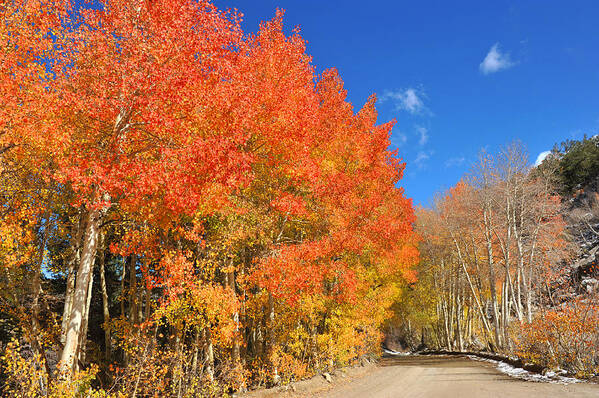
{"left": 243, "top": 355, "right": 599, "bottom": 398}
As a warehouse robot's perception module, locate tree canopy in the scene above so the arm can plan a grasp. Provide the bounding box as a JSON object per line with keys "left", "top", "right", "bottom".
{"left": 0, "top": 1, "right": 418, "bottom": 395}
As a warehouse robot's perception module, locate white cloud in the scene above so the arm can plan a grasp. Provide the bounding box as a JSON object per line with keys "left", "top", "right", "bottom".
{"left": 446, "top": 156, "right": 466, "bottom": 167}
{"left": 534, "top": 150, "right": 551, "bottom": 166}
{"left": 480, "top": 43, "right": 515, "bottom": 75}
{"left": 415, "top": 151, "right": 429, "bottom": 163}
{"left": 396, "top": 131, "right": 408, "bottom": 145}
{"left": 381, "top": 88, "right": 428, "bottom": 114}
{"left": 415, "top": 150, "right": 433, "bottom": 168}
{"left": 416, "top": 126, "right": 428, "bottom": 146}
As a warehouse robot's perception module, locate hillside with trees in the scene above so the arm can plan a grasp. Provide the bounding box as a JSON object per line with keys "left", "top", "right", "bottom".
{"left": 391, "top": 139, "right": 599, "bottom": 378}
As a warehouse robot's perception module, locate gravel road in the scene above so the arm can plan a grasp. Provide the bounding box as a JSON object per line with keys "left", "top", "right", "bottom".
{"left": 319, "top": 355, "right": 599, "bottom": 398}
{"left": 243, "top": 355, "right": 599, "bottom": 398}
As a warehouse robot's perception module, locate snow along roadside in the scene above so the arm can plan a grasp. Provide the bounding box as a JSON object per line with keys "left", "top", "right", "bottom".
{"left": 383, "top": 349, "right": 582, "bottom": 384}
{"left": 466, "top": 355, "right": 580, "bottom": 384}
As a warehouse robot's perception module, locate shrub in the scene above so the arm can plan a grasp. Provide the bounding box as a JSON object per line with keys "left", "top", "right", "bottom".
{"left": 514, "top": 300, "right": 599, "bottom": 377}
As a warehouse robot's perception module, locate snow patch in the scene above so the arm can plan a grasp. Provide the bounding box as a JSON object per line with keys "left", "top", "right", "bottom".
{"left": 467, "top": 355, "right": 580, "bottom": 384}
{"left": 383, "top": 348, "right": 411, "bottom": 356}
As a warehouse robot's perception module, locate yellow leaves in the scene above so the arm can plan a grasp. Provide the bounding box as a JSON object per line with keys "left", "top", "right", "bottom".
{"left": 0, "top": 207, "right": 37, "bottom": 269}
{"left": 2, "top": 339, "right": 110, "bottom": 398}
{"left": 270, "top": 348, "right": 310, "bottom": 383}
{"left": 0, "top": 141, "right": 61, "bottom": 272}
{"left": 2, "top": 339, "right": 48, "bottom": 397}
{"left": 156, "top": 260, "right": 239, "bottom": 345}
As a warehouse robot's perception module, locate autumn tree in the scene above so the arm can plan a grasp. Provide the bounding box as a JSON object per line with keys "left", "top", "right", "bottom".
{"left": 1, "top": 0, "right": 419, "bottom": 394}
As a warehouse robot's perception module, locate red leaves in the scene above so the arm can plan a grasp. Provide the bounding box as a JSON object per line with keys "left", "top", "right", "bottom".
{"left": 4, "top": 0, "right": 251, "bottom": 220}
{"left": 232, "top": 12, "right": 419, "bottom": 311}
{"left": 269, "top": 192, "right": 308, "bottom": 217}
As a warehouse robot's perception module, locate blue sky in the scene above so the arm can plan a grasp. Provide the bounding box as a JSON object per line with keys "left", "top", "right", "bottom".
{"left": 214, "top": 0, "right": 599, "bottom": 206}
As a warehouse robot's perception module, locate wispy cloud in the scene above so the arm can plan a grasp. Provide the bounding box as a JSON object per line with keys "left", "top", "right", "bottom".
{"left": 416, "top": 126, "right": 428, "bottom": 146}
{"left": 534, "top": 150, "right": 551, "bottom": 166}
{"left": 480, "top": 43, "right": 515, "bottom": 75}
{"left": 380, "top": 88, "right": 429, "bottom": 115}
{"left": 415, "top": 150, "right": 433, "bottom": 169}
{"left": 395, "top": 131, "right": 408, "bottom": 145}
{"left": 446, "top": 156, "right": 466, "bottom": 167}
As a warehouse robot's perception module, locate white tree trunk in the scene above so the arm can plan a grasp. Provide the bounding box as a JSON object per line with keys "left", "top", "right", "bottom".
{"left": 60, "top": 213, "right": 85, "bottom": 345}
{"left": 59, "top": 206, "right": 102, "bottom": 377}
{"left": 78, "top": 270, "right": 94, "bottom": 364}
{"left": 129, "top": 254, "right": 139, "bottom": 325}
{"left": 98, "top": 233, "right": 111, "bottom": 359}
{"left": 484, "top": 209, "right": 502, "bottom": 349}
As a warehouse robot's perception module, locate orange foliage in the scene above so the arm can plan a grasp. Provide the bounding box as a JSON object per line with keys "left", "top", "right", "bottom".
{"left": 0, "top": 0, "right": 418, "bottom": 394}
{"left": 515, "top": 300, "right": 599, "bottom": 376}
